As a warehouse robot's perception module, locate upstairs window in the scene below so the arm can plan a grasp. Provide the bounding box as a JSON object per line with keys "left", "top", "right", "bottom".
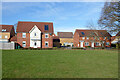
{"left": 2, "top": 29, "right": 6, "bottom": 32}
{"left": 107, "top": 37, "right": 110, "bottom": 40}
{"left": 104, "top": 37, "right": 106, "bottom": 40}
{"left": 106, "top": 42, "right": 110, "bottom": 46}
{"left": 87, "top": 37, "right": 89, "bottom": 40}
{"left": 34, "top": 33, "right": 37, "bottom": 36}
{"left": 22, "top": 33, "right": 26, "bottom": 38}
{"left": 44, "top": 25, "right": 49, "bottom": 31}
{"left": 5, "top": 35, "right": 8, "bottom": 38}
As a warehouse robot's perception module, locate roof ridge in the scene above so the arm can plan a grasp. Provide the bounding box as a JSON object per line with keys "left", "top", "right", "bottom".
{"left": 18, "top": 21, "right": 53, "bottom": 23}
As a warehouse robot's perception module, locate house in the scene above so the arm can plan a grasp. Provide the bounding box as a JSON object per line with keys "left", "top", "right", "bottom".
{"left": 111, "top": 31, "right": 120, "bottom": 48}
{"left": 73, "top": 29, "right": 111, "bottom": 48}
{"left": 16, "top": 21, "right": 59, "bottom": 48}
{"left": 57, "top": 32, "right": 73, "bottom": 47}
{"left": 0, "top": 25, "right": 15, "bottom": 43}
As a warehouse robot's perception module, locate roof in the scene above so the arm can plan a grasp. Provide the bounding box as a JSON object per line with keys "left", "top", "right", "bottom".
{"left": 116, "top": 31, "right": 120, "bottom": 36}
{"left": 16, "top": 21, "right": 54, "bottom": 33}
{"left": 0, "top": 25, "right": 14, "bottom": 32}
{"left": 10, "top": 36, "right": 17, "bottom": 41}
{"left": 57, "top": 32, "right": 73, "bottom": 38}
{"left": 75, "top": 29, "right": 111, "bottom": 37}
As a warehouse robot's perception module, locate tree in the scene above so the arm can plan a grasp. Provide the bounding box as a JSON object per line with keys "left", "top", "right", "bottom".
{"left": 98, "top": 1, "right": 120, "bottom": 34}
{"left": 86, "top": 20, "right": 108, "bottom": 48}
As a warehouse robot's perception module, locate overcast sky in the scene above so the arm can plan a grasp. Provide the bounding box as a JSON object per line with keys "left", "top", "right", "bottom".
{"left": 2, "top": 2, "right": 105, "bottom": 34}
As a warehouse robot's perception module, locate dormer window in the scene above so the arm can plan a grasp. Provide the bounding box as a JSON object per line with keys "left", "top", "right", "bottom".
{"left": 44, "top": 25, "right": 49, "bottom": 31}
{"left": 34, "top": 33, "right": 37, "bottom": 36}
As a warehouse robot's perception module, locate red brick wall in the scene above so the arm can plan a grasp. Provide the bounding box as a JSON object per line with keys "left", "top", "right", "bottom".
{"left": 17, "top": 33, "right": 30, "bottom": 48}
{"left": 73, "top": 35, "right": 111, "bottom": 48}
{"left": 73, "top": 32, "right": 79, "bottom": 47}
{"left": 42, "top": 33, "right": 53, "bottom": 48}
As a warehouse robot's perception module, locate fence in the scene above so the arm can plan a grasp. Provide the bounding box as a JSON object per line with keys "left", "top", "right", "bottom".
{"left": 0, "top": 42, "right": 15, "bottom": 50}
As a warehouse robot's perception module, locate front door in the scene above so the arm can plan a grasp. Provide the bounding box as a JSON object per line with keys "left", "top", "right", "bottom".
{"left": 81, "top": 42, "right": 83, "bottom": 47}
{"left": 92, "top": 42, "right": 94, "bottom": 47}
{"left": 34, "top": 42, "right": 37, "bottom": 48}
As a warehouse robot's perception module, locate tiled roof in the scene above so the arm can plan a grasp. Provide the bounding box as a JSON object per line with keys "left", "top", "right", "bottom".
{"left": 0, "top": 25, "right": 14, "bottom": 32}
{"left": 75, "top": 29, "right": 111, "bottom": 37}
{"left": 57, "top": 32, "right": 73, "bottom": 38}
{"left": 16, "top": 21, "right": 54, "bottom": 33}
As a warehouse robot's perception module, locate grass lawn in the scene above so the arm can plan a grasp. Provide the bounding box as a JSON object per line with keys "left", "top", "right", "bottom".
{"left": 2, "top": 49, "right": 118, "bottom": 78}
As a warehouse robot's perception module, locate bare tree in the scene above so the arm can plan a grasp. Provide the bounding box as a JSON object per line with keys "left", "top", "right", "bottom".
{"left": 86, "top": 20, "right": 108, "bottom": 48}
{"left": 98, "top": 1, "right": 120, "bottom": 35}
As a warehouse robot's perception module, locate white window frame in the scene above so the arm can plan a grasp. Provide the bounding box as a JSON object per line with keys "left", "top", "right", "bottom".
{"left": 22, "top": 41, "right": 26, "bottom": 47}
{"left": 34, "top": 33, "right": 37, "bottom": 36}
{"left": 107, "top": 37, "right": 110, "bottom": 40}
{"left": 104, "top": 37, "right": 106, "bottom": 40}
{"left": 82, "top": 37, "right": 85, "bottom": 40}
{"left": 0, "top": 35, "right": 1, "bottom": 38}
{"left": 45, "top": 33, "right": 49, "bottom": 38}
{"left": 96, "top": 42, "right": 99, "bottom": 46}
{"left": 106, "top": 42, "right": 110, "bottom": 46}
{"left": 5, "top": 35, "right": 8, "bottom": 38}
{"left": 85, "top": 42, "right": 89, "bottom": 46}
{"left": 45, "top": 41, "right": 48, "bottom": 47}
{"left": 22, "top": 33, "right": 26, "bottom": 38}
{"left": 87, "top": 37, "right": 89, "bottom": 40}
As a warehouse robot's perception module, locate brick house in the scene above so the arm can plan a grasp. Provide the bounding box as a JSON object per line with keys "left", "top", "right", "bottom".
{"left": 73, "top": 29, "right": 111, "bottom": 48}
{"left": 111, "top": 31, "right": 120, "bottom": 48}
{"left": 0, "top": 25, "right": 15, "bottom": 43}
{"left": 16, "top": 21, "right": 58, "bottom": 48}
{"left": 57, "top": 32, "right": 73, "bottom": 47}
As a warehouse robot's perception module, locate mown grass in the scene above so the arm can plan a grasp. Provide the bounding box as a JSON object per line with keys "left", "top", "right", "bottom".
{"left": 2, "top": 49, "right": 118, "bottom": 78}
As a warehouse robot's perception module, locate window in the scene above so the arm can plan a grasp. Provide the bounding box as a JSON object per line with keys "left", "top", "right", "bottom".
{"left": 85, "top": 42, "right": 89, "bottom": 46}
{"left": 22, "top": 41, "right": 26, "bottom": 47}
{"left": 44, "top": 25, "right": 49, "bottom": 30}
{"left": 34, "top": 42, "right": 37, "bottom": 46}
{"left": 5, "top": 35, "right": 7, "bottom": 38}
{"left": 107, "top": 37, "right": 110, "bottom": 40}
{"left": 104, "top": 37, "right": 106, "bottom": 40}
{"left": 96, "top": 42, "right": 99, "bottom": 46}
{"left": 81, "top": 32, "right": 85, "bottom": 35}
{"left": 22, "top": 33, "right": 26, "bottom": 38}
{"left": 82, "top": 37, "right": 85, "bottom": 39}
{"left": 34, "top": 33, "right": 37, "bottom": 36}
{"left": 106, "top": 42, "right": 110, "bottom": 46}
{"left": 0, "top": 35, "right": 1, "bottom": 38}
{"left": 87, "top": 37, "right": 89, "bottom": 40}
{"left": 2, "top": 29, "right": 6, "bottom": 32}
{"left": 45, "top": 33, "right": 49, "bottom": 38}
{"left": 45, "top": 41, "right": 48, "bottom": 47}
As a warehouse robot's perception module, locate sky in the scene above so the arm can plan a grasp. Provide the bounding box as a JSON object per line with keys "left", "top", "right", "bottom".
{"left": 1, "top": 2, "right": 105, "bottom": 34}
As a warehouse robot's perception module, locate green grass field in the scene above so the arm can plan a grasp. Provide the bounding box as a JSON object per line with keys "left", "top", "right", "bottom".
{"left": 2, "top": 49, "right": 118, "bottom": 78}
